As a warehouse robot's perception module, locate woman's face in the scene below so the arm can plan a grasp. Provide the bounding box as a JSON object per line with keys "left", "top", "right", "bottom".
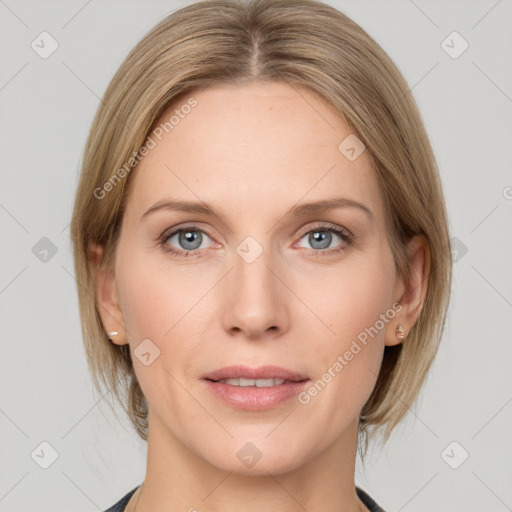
{"left": 106, "top": 81, "right": 405, "bottom": 474}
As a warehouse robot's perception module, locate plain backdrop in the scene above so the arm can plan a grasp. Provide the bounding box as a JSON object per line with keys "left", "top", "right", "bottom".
{"left": 1, "top": 1, "right": 511, "bottom": 511}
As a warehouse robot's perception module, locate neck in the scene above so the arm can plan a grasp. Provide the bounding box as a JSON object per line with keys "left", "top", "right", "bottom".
{"left": 127, "top": 412, "right": 367, "bottom": 512}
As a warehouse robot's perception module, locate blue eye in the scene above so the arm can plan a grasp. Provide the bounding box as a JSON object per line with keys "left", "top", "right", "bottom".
{"left": 159, "top": 224, "right": 352, "bottom": 258}
{"left": 296, "top": 227, "right": 351, "bottom": 254}
{"left": 161, "top": 228, "right": 213, "bottom": 256}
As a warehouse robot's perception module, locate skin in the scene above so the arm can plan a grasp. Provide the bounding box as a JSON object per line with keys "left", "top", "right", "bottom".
{"left": 91, "top": 81, "right": 429, "bottom": 512}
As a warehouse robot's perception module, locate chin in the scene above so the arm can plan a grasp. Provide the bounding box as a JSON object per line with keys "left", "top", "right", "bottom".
{"left": 199, "top": 437, "right": 310, "bottom": 477}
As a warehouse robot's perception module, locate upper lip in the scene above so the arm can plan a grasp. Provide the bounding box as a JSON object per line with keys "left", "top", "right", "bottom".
{"left": 202, "top": 365, "right": 309, "bottom": 382}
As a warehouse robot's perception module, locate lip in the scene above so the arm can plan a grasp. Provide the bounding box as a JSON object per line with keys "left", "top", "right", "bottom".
{"left": 201, "top": 365, "right": 310, "bottom": 411}
{"left": 201, "top": 365, "right": 309, "bottom": 382}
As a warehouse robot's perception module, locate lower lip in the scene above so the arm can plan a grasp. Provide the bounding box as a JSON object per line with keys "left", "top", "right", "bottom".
{"left": 203, "top": 379, "right": 310, "bottom": 411}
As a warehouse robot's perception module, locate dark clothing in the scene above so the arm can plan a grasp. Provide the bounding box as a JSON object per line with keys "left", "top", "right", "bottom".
{"left": 103, "top": 487, "right": 138, "bottom": 512}
{"left": 104, "top": 485, "right": 387, "bottom": 511}
{"left": 357, "top": 486, "right": 387, "bottom": 512}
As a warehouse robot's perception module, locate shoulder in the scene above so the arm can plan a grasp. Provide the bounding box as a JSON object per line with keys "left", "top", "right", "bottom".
{"left": 103, "top": 486, "right": 140, "bottom": 512}
{"left": 356, "top": 486, "right": 388, "bottom": 512}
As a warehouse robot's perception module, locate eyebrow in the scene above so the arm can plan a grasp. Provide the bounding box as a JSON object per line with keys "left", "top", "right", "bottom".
{"left": 141, "top": 196, "right": 374, "bottom": 222}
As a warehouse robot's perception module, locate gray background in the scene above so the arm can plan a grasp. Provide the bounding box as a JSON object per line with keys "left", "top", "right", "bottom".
{"left": 1, "top": 0, "right": 511, "bottom": 511}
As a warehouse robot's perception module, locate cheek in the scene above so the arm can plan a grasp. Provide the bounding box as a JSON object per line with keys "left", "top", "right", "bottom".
{"left": 115, "top": 242, "right": 199, "bottom": 339}
{"left": 299, "top": 254, "right": 395, "bottom": 347}
{"left": 296, "top": 253, "right": 395, "bottom": 403}
{"left": 114, "top": 246, "right": 208, "bottom": 390}
{"left": 114, "top": 257, "right": 193, "bottom": 420}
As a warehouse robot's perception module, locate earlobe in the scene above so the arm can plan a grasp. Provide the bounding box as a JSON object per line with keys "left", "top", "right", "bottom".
{"left": 386, "top": 235, "right": 430, "bottom": 347}
{"left": 88, "top": 243, "right": 128, "bottom": 346}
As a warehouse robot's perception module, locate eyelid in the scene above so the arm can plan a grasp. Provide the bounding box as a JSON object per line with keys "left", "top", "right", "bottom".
{"left": 160, "top": 221, "right": 351, "bottom": 243}
{"left": 295, "top": 221, "right": 352, "bottom": 240}
{"left": 160, "top": 222, "right": 217, "bottom": 243}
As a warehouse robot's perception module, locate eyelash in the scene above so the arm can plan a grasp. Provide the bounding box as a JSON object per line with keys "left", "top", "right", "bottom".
{"left": 158, "top": 223, "right": 353, "bottom": 258}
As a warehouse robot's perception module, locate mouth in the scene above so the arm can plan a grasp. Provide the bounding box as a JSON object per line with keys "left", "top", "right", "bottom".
{"left": 209, "top": 377, "right": 298, "bottom": 387}
{"left": 201, "top": 364, "right": 309, "bottom": 383}
{"left": 201, "top": 365, "right": 310, "bottom": 411}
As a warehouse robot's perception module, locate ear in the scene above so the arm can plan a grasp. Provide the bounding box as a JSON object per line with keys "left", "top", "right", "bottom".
{"left": 88, "top": 243, "right": 128, "bottom": 346}
{"left": 386, "top": 235, "right": 430, "bottom": 347}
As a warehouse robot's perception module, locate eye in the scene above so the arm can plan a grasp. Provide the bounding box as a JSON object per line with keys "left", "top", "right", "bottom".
{"left": 295, "top": 224, "right": 352, "bottom": 254}
{"left": 159, "top": 223, "right": 353, "bottom": 258}
{"left": 160, "top": 227, "right": 214, "bottom": 256}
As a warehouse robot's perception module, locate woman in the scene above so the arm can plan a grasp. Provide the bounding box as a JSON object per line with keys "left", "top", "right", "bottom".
{"left": 70, "top": 1, "right": 452, "bottom": 510}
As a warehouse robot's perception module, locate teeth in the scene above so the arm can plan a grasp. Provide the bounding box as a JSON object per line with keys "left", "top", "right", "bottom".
{"left": 218, "top": 378, "right": 286, "bottom": 387}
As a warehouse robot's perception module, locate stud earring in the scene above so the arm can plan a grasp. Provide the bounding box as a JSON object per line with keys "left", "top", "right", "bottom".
{"left": 395, "top": 324, "right": 405, "bottom": 340}
{"left": 107, "top": 331, "right": 118, "bottom": 342}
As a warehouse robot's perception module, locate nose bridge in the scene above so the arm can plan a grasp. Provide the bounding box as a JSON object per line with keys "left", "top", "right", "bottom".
{"left": 222, "top": 233, "right": 287, "bottom": 336}
{"left": 235, "top": 240, "right": 273, "bottom": 294}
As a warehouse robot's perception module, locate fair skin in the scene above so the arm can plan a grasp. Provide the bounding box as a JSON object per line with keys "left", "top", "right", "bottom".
{"left": 92, "top": 81, "right": 429, "bottom": 512}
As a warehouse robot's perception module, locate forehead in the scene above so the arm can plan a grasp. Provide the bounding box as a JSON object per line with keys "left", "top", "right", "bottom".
{"left": 125, "top": 81, "right": 383, "bottom": 224}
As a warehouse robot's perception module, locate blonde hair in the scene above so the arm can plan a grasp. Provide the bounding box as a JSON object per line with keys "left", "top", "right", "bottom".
{"left": 70, "top": 0, "right": 452, "bottom": 459}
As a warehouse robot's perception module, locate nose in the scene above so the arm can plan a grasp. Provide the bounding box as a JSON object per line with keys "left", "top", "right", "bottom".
{"left": 221, "top": 239, "right": 289, "bottom": 340}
